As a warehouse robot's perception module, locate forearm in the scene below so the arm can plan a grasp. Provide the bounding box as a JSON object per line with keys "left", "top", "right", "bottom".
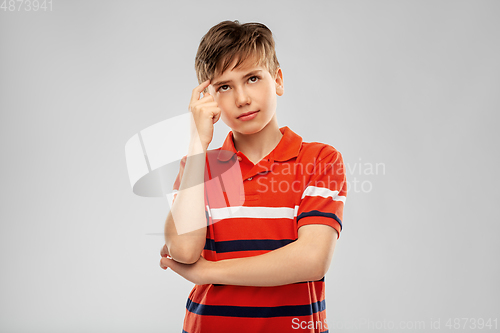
{"left": 164, "top": 140, "right": 208, "bottom": 264}
{"left": 208, "top": 239, "right": 322, "bottom": 287}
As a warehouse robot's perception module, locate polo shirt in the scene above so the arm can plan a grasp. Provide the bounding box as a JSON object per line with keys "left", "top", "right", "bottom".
{"left": 171, "top": 126, "right": 347, "bottom": 333}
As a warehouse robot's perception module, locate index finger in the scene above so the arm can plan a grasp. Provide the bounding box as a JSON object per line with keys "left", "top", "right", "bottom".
{"left": 190, "top": 79, "right": 211, "bottom": 103}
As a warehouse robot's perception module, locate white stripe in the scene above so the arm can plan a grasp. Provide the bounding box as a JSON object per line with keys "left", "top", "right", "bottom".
{"left": 301, "top": 186, "right": 346, "bottom": 204}
{"left": 209, "top": 206, "right": 300, "bottom": 221}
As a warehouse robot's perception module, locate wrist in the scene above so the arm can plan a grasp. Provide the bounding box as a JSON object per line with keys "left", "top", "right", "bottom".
{"left": 188, "top": 139, "right": 208, "bottom": 156}
{"left": 204, "top": 259, "right": 221, "bottom": 285}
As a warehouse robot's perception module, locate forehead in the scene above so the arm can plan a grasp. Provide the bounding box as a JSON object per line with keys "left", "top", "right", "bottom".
{"left": 214, "top": 55, "right": 267, "bottom": 80}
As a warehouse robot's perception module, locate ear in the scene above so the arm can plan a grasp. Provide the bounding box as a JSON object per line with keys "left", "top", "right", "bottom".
{"left": 274, "top": 67, "right": 284, "bottom": 96}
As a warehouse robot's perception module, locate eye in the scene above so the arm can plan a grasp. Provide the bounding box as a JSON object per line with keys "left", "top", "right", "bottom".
{"left": 249, "top": 76, "right": 260, "bottom": 83}
{"left": 218, "top": 85, "right": 230, "bottom": 92}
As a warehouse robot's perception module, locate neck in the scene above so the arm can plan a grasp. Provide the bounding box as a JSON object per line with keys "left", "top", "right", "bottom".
{"left": 232, "top": 114, "right": 283, "bottom": 164}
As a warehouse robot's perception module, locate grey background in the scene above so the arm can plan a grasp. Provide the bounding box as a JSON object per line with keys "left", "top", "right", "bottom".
{"left": 1, "top": 0, "right": 499, "bottom": 332}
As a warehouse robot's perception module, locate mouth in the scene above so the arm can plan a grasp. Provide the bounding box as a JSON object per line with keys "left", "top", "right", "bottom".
{"left": 237, "top": 110, "right": 259, "bottom": 119}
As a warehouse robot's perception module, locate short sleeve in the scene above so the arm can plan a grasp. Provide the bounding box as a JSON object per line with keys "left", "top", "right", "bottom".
{"left": 296, "top": 147, "right": 347, "bottom": 239}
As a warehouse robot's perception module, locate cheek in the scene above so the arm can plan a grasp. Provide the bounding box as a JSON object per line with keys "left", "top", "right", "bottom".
{"left": 262, "top": 84, "right": 275, "bottom": 100}
{"left": 215, "top": 98, "right": 227, "bottom": 114}
{"left": 262, "top": 88, "right": 276, "bottom": 107}
{"left": 217, "top": 104, "right": 232, "bottom": 124}
{"left": 215, "top": 95, "right": 228, "bottom": 109}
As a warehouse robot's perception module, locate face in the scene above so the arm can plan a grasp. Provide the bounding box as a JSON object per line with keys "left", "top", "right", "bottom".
{"left": 207, "top": 57, "right": 284, "bottom": 135}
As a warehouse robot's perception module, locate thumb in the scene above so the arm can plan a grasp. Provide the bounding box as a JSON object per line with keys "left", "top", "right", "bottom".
{"left": 213, "top": 110, "right": 221, "bottom": 124}
{"left": 160, "top": 257, "right": 172, "bottom": 270}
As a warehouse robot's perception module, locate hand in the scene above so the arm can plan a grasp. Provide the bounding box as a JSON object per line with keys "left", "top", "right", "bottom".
{"left": 188, "top": 79, "right": 222, "bottom": 149}
{"left": 160, "top": 244, "right": 171, "bottom": 259}
{"left": 159, "top": 245, "right": 214, "bottom": 285}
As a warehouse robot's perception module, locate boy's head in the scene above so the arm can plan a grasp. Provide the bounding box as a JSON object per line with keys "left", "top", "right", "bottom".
{"left": 195, "top": 20, "right": 280, "bottom": 88}
{"left": 194, "top": 20, "right": 284, "bottom": 135}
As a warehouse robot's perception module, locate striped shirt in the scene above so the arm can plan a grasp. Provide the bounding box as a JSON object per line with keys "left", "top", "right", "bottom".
{"left": 171, "top": 126, "right": 347, "bottom": 333}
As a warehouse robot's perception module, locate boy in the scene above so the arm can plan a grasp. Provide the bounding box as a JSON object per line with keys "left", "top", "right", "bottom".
{"left": 160, "top": 20, "right": 347, "bottom": 333}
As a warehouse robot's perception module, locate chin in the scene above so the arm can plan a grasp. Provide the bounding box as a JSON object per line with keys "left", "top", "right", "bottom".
{"left": 236, "top": 122, "right": 267, "bottom": 135}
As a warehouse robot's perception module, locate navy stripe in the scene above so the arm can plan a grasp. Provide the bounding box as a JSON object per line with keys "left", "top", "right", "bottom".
{"left": 184, "top": 324, "right": 328, "bottom": 332}
{"left": 204, "top": 238, "right": 216, "bottom": 252}
{"left": 205, "top": 210, "right": 210, "bottom": 225}
{"left": 297, "top": 276, "right": 325, "bottom": 283}
{"left": 204, "top": 238, "right": 296, "bottom": 253}
{"left": 186, "top": 299, "right": 326, "bottom": 318}
{"left": 296, "top": 210, "right": 343, "bottom": 231}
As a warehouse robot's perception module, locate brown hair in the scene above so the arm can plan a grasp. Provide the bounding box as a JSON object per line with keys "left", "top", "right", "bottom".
{"left": 195, "top": 20, "right": 280, "bottom": 88}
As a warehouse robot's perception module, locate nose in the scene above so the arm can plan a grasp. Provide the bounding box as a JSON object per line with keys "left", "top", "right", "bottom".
{"left": 234, "top": 87, "right": 251, "bottom": 107}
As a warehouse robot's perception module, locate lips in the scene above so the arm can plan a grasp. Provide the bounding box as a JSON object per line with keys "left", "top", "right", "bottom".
{"left": 238, "top": 110, "right": 259, "bottom": 119}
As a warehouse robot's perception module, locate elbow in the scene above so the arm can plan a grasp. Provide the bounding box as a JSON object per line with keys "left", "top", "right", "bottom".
{"left": 310, "top": 256, "right": 329, "bottom": 281}
{"left": 314, "top": 263, "right": 328, "bottom": 281}
{"left": 168, "top": 242, "right": 203, "bottom": 265}
{"left": 310, "top": 263, "right": 325, "bottom": 281}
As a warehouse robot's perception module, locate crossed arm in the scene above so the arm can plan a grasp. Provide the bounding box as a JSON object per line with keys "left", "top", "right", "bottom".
{"left": 159, "top": 221, "right": 338, "bottom": 287}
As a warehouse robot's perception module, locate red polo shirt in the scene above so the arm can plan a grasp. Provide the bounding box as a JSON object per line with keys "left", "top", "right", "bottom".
{"left": 172, "top": 126, "right": 347, "bottom": 333}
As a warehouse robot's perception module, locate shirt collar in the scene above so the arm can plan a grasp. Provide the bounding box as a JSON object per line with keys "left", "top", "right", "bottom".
{"left": 216, "top": 126, "right": 303, "bottom": 162}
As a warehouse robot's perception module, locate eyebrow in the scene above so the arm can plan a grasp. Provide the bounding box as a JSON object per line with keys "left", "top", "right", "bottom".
{"left": 212, "top": 70, "right": 263, "bottom": 87}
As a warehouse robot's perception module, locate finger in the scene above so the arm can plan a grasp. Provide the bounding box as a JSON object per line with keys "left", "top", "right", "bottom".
{"left": 191, "top": 95, "right": 215, "bottom": 106}
{"left": 160, "top": 244, "right": 170, "bottom": 257}
{"left": 159, "top": 257, "right": 170, "bottom": 270}
{"left": 190, "top": 79, "right": 211, "bottom": 104}
{"left": 196, "top": 106, "right": 220, "bottom": 119}
{"left": 189, "top": 101, "right": 219, "bottom": 115}
{"left": 192, "top": 104, "right": 219, "bottom": 115}
{"left": 212, "top": 109, "right": 222, "bottom": 124}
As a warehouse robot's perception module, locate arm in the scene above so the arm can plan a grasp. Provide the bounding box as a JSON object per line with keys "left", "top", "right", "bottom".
{"left": 164, "top": 80, "right": 221, "bottom": 265}
{"left": 164, "top": 141, "right": 208, "bottom": 264}
{"left": 209, "top": 223, "right": 338, "bottom": 287}
{"left": 160, "top": 223, "right": 338, "bottom": 287}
